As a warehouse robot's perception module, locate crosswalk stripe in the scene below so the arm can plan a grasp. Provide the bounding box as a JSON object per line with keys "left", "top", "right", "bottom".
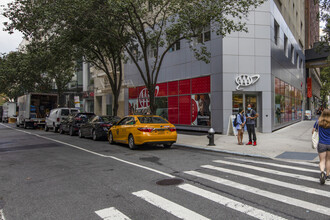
{"left": 178, "top": 184, "right": 288, "bottom": 220}
{"left": 184, "top": 171, "right": 330, "bottom": 216}
{"left": 272, "top": 159, "right": 319, "bottom": 168}
{"left": 222, "top": 158, "right": 319, "bottom": 173}
{"left": 202, "top": 165, "right": 330, "bottom": 197}
{"left": 95, "top": 207, "right": 131, "bottom": 220}
{"left": 133, "top": 190, "right": 210, "bottom": 220}
{"left": 213, "top": 160, "right": 318, "bottom": 182}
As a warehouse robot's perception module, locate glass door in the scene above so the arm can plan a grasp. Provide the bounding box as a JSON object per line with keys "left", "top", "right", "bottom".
{"left": 232, "top": 94, "right": 243, "bottom": 115}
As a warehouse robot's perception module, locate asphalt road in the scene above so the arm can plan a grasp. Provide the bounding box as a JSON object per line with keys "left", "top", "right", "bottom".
{"left": 0, "top": 123, "right": 329, "bottom": 220}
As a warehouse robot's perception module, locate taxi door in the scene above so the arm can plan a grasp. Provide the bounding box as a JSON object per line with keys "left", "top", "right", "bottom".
{"left": 112, "top": 117, "right": 128, "bottom": 142}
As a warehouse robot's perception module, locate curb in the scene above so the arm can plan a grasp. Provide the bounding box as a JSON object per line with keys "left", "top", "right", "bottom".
{"left": 174, "top": 143, "right": 271, "bottom": 159}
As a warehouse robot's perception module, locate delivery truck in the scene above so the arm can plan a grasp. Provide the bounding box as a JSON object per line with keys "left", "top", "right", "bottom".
{"left": 2, "top": 102, "right": 17, "bottom": 123}
{"left": 16, "top": 93, "right": 58, "bottom": 128}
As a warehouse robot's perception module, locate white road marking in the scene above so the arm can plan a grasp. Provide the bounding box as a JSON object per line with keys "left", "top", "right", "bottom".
{"left": 95, "top": 207, "right": 131, "bottom": 220}
{"left": 272, "top": 159, "right": 319, "bottom": 167}
{"left": 132, "top": 190, "right": 210, "bottom": 220}
{"left": 0, "top": 124, "right": 174, "bottom": 178}
{"left": 178, "top": 184, "right": 287, "bottom": 220}
{"left": 223, "top": 158, "right": 319, "bottom": 173}
{"left": 202, "top": 165, "right": 330, "bottom": 197}
{"left": 213, "top": 160, "right": 318, "bottom": 182}
{"left": 0, "top": 209, "right": 6, "bottom": 220}
{"left": 184, "top": 171, "right": 330, "bottom": 216}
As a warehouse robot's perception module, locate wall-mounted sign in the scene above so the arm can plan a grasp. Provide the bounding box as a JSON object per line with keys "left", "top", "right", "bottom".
{"left": 235, "top": 74, "right": 260, "bottom": 90}
{"left": 138, "top": 86, "right": 160, "bottom": 108}
{"left": 307, "top": 77, "right": 312, "bottom": 98}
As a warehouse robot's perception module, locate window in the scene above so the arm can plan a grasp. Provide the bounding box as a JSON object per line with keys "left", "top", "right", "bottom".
{"left": 274, "top": 20, "right": 279, "bottom": 45}
{"left": 300, "top": 22, "right": 303, "bottom": 34}
{"left": 147, "top": 45, "right": 157, "bottom": 58}
{"left": 198, "top": 24, "right": 211, "bottom": 43}
{"left": 299, "top": 58, "right": 303, "bottom": 69}
{"left": 284, "top": 34, "right": 288, "bottom": 57}
{"left": 291, "top": 45, "right": 294, "bottom": 63}
{"left": 296, "top": 53, "right": 299, "bottom": 66}
{"left": 169, "top": 41, "right": 181, "bottom": 52}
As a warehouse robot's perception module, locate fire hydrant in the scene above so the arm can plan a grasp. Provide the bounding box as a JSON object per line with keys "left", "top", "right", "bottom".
{"left": 207, "top": 128, "right": 215, "bottom": 146}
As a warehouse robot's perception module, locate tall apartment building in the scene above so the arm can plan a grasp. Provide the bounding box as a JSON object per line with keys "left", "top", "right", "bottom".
{"left": 125, "top": 0, "right": 306, "bottom": 133}
{"left": 304, "top": 0, "right": 321, "bottom": 114}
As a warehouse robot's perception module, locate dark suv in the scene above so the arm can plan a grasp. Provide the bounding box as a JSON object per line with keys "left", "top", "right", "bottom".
{"left": 59, "top": 112, "right": 95, "bottom": 136}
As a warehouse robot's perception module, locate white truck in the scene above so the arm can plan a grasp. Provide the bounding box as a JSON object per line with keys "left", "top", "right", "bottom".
{"left": 2, "top": 102, "right": 17, "bottom": 123}
{"left": 16, "top": 93, "right": 58, "bottom": 128}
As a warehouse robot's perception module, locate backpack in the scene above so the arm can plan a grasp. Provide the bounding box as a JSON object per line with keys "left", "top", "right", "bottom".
{"left": 233, "top": 114, "right": 239, "bottom": 126}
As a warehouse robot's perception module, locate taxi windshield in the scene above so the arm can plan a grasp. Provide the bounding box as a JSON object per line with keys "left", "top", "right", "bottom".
{"left": 138, "top": 116, "right": 168, "bottom": 124}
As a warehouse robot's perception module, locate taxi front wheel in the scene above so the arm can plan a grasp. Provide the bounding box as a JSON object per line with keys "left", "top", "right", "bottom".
{"left": 128, "top": 134, "right": 137, "bottom": 150}
{"left": 108, "top": 132, "right": 114, "bottom": 144}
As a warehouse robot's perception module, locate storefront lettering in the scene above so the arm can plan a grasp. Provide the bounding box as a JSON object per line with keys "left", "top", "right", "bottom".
{"left": 138, "top": 86, "right": 159, "bottom": 108}
{"left": 235, "top": 74, "right": 260, "bottom": 90}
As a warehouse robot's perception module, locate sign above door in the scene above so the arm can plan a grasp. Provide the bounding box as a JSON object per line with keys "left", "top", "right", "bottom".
{"left": 235, "top": 74, "right": 260, "bottom": 90}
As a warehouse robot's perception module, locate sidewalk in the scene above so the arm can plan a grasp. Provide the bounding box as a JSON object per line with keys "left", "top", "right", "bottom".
{"left": 175, "top": 121, "right": 319, "bottom": 161}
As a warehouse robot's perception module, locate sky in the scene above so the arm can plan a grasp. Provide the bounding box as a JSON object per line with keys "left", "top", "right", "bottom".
{"left": 0, "top": 0, "right": 23, "bottom": 55}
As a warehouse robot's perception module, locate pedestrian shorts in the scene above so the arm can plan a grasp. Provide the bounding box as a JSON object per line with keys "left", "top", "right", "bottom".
{"left": 317, "top": 143, "right": 330, "bottom": 153}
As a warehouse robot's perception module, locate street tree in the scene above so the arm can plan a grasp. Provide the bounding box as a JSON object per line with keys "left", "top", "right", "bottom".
{"left": 111, "top": 0, "right": 265, "bottom": 113}
{"left": 25, "top": 38, "right": 76, "bottom": 107}
{"left": 4, "top": 0, "right": 127, "bottom": 116}
{"left": 0, "top": 51, "right": 52, "bottom": 100}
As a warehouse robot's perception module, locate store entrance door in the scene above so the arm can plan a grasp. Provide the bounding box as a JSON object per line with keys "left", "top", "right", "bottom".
{"left": 232, "top": 93, "right": 259, "bottom": 128}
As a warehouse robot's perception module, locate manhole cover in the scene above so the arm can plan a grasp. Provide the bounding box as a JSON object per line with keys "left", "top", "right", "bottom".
{"left": 156, "top": 178, "right": 184, "bottom": 186}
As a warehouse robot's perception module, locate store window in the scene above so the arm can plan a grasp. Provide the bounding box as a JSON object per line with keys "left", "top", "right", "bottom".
{"left": 128, "top": 76, "right": 211, "bottom": 126}
{"left": 274, "top": 77, "right": 302, "bottom": 126}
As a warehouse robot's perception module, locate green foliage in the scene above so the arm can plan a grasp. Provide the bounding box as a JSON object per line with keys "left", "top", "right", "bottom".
{"left": 3, "top": 0, "right": 265, "bottom": 114}
{"left": 320, "top": 64, "right": 330, "bottom": 107}
{"left": 0, "top": 51, "right": 52, "bottom": 100}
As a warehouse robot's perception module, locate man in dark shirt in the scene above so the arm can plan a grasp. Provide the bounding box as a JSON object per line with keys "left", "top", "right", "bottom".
{"left": 245, "top": 104, "right": 259, "bottom": 146}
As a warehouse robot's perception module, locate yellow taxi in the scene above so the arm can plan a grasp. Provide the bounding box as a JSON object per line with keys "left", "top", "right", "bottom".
{"left": 108, "top": 115, "right": 177, "bottom": 149}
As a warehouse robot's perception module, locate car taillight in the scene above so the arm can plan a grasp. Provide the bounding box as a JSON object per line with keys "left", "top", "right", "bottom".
{"left": 101, "top": 124, "right": 111, "bottom": 127}
{"left": 138, "top": 127, "right": 154, "bottom": 132}
{"left": 75, "top": 117, "right": 81, "bottom": 121}
{"left": 169, "top": 127, "right": 176, "bottom": 132}
{"left": 57, "top": 118, "right": 60, "bottom": 122}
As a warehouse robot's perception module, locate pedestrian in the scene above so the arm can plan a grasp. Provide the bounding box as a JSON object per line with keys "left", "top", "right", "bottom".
{"left": 313, "top": 109, "right": 330, "bottom": 184}
{"left": 234, "top": 108, "right": 246, "bottom": 145}
{"left": 245, "top": 104, "right": 259, "bottom": 146}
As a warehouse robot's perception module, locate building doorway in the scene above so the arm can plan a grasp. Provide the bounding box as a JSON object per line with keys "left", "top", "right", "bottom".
{"left": 233, "top": 93, "right": 259, "bottom": 128}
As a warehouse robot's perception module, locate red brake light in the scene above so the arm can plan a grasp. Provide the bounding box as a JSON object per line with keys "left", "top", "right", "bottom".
{"left": 138, "top": 127, "right": 154, "bottom": 132}
{"left": 101, "top": 124, "right": 111, "bottom": 127}
{"left": 75, "top": 117, "right": 82, "bottom": 121}
{"left": 169, "top": 127, "right": 176, "bottom": 132}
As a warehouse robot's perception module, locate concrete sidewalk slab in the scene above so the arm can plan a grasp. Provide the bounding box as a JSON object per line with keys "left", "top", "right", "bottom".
{"left": 175, "top": 121, "right": 319, "bottom": 161}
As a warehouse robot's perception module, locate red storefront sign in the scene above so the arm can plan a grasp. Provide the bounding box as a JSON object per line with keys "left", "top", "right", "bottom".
{"left": 128, "top": 76, "right": 211, "bottom": 126}
{"left": 307, "top": 77, "right": 312, "bottom": 98}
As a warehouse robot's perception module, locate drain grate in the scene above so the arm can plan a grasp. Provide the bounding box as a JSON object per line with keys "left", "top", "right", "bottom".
{"left": 156, "top": 178, "right": 184, "bottom": 186}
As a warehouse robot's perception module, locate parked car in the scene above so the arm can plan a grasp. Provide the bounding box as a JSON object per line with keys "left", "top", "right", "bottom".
{"left": 79, "top": 115, "right": 121, "bottom": 141}
{"left": 59, "top": 112, "right": 95, "bottom": 136}
{"left": 45, "top": 108, "right": 80, "bottom": 132}
{"left": 108, "top": 115, "right": 177, "bottom": 149}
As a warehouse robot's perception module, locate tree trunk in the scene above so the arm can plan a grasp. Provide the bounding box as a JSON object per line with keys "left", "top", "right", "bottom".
{"left": 112, "top": 90, "right": 119, "bottom": 116}
{"left": 148, "top": 85, "right": 156, "bottom": 114}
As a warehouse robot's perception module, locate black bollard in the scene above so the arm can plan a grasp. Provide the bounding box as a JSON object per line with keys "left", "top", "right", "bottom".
{"left": 207, "top": 128, "right": 215, "bottom": 146}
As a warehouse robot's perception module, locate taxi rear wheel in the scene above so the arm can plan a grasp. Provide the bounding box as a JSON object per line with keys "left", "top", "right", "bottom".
{"left": 164, "top": 143, "right": 172, "bottom": 148}
{"left": 128, "top": 134, "right": 137, "bottom": 150}
{"left": 108, "top": 132, "right": 114, "bottom": 144}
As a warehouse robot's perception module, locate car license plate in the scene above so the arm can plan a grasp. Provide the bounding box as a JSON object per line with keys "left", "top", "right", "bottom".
{"left": 157, "top": 130, "right": 165, "bottom": 134}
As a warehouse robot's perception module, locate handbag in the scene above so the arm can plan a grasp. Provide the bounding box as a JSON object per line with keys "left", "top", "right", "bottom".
{"left": 312, "top": 131, "right": 319, "bottom": 149}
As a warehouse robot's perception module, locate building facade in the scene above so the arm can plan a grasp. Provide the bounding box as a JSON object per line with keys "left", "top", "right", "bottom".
{"left": 125, "top": 0, "right": 306, "bottom": 133}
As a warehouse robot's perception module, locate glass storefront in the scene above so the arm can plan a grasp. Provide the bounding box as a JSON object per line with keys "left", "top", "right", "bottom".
{"left": 274, "top": 77, "right": 302, "bottom": 125}
{"left": 128, "top": 76, "right": 211, "bottom": 126}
